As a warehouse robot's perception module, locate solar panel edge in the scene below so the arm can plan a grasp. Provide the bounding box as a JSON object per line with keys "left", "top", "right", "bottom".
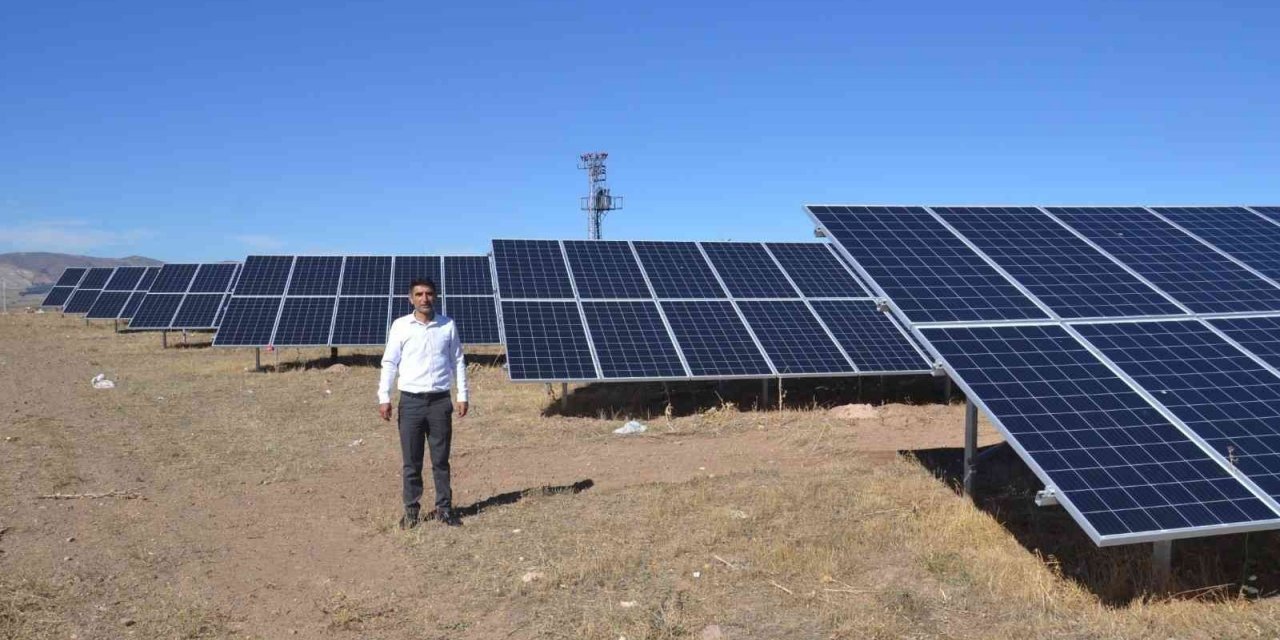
{"left": 1143, "top": 208, "right": 1280, "bottom": 295}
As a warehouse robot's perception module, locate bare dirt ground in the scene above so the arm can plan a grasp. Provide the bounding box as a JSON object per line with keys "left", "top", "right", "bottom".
{"left": 4, "top": 313, "right": 1280, "bottom": 639}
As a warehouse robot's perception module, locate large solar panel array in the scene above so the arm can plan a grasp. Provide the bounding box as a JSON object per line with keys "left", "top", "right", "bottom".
{"left": 58, "top": 267, "right": 117, "bottom": 314}
{"left": 86, "top": 267, "right": 162, "bottom": 320}
{"left": 492, "top": 239, "right": 932, "bottom": 382}
{"left": 128, "top": 263, "right": 241, "bottom": 331}
{"left": 212, "top": 255, "right": 498, "bottom": 347}
{"left": 41, "top": 268, "right": 89, "bottom": 307}
{"left": 809, "top": 204, "right": 1280, "bottom": 545}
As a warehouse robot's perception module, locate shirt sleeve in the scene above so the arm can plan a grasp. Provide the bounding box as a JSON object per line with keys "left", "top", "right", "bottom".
{"left": 452, "top": 322, "right": 468, "bottom": 402}
{"left": 378, "top": 321, "right": 402, "bottom": 404}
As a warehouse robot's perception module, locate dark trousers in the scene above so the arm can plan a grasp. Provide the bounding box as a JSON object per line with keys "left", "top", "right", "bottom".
{"left": 398, "top": 391, "right": 453, "bottom": 513}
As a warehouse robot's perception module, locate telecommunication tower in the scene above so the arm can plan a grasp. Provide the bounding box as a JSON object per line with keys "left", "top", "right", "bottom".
{"left": 578, "top": 152, "right": 623, "bottom": 240}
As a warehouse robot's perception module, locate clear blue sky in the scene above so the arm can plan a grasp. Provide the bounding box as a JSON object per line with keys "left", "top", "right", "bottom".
{"left": 2, "top": 1, "right": 1277, "bottom": 262}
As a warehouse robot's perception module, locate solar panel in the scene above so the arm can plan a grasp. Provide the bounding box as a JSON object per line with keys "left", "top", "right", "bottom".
{"left": 235, "top": 256, "right": 293, "bottom": 296}
{"left": 1251, "top": 207, "right": 1280, "bottom": 221}
{"left": 701, "top": 242, "right": 799, "bottom": 299}
{"left": 78, "top": 268, "right": 113, "bottom": 290}
{"left": 492, "top": 240, "right": 574, "bottom": 298}
{"left": 660, "top": 300, "right": 773, "bottom": 377}
{"left": 1209, "top": 317, "right": 1280, "bottom": 370}
{"left": 632, "top": 241, "right": 726, "bottom": 299}
{"left": 581, "top": 301, "right": 686, "bottom": 378}
{"left": 809, "top": 299, "right": 932, "bottom": 372}
{"left": 54, "top": 268, "right": 87, "bottom": 287}
{"left": 85, "top": 292, "right": 131, "bottom": 318}
{"left": 563, "top": 241, "right": 650, "bottom": 299}
{"left": 62, "top": 289, "right": 102, "bottom": 314}
{"left": 273, "top": 298, "right": 336, "bottom": 345}
{"left": 287, "top": 256, "right": 343, "bottom": 295}
{"left": 444, "top": 296, "right": 500, "bottom": 345}
{"left": 737, "top": 301, "right": 854, "bottom": 374}
{"left": 1150, "top": 207, "right": 1280, "bottom": 284}
{"left": 1048, "top": 207, "right": 1280, "bottom": 314}
{"left": 393, "top": 256, "right": 441, "bottom": 296}
{"left": 137, "top": 266, "right": 160, "bottom": 291}
{"left": 807, "top": 206, "right": 1049, "bottom": 323}
{"left": 213, "top": 297, "right": 283, "bottom": 346}
{"left": 933, "top": 206, "right": 1184, "bottom": 318}
{"left": 59, "top": 267, "right": 116, "bottom": 314}
{"left": 341, "top": 257, "right": 392, "bottom": 295}
{"left": 1076, "top": 320, "right": 1280, "bottom": 501}
{"left": 42, "top": 287, "right": 76, "bottom": 307}
{"left": 921, "top": 324, "right": 1279, "bottom": 544}
{"left": 764, "top": 243, "right": 870, "bottom": 298}
{"left": 103, "top": 267, "right": 146, "bottom": 291}
{"left": 121, "top": 292, "right": 148, "bottom": 319}
{"left": 443, "top": 256, "right": 493, "bottom": 295}
{"left": 500, "top": 300, "right": 598, "bottom": 380}
{"left": 128, "top": 264, "right": 239, "bottom": 330}
{"left": 332, "top": 297, "right": 390, "bottom": 346}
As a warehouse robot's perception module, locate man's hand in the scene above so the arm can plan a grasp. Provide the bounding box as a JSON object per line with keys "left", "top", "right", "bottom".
{"left": 378, "top": 403, "right": 392, "bottom": 421}
{"left": 457, "top": 401, "right": 468, "bottom": 418}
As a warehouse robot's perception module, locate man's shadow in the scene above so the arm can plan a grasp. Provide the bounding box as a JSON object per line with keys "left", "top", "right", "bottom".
{"left": 423, "top": 479, "right": 594, "bottom": 520}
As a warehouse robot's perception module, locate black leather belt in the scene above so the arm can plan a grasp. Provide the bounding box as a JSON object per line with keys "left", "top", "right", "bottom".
{"left": 401, "top": 390, "right": 450, "bottom": 400}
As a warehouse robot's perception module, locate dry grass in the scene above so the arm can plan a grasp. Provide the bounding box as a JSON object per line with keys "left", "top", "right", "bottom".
{"left": 4, "top": 313, "right": 1280, "bottom": 638}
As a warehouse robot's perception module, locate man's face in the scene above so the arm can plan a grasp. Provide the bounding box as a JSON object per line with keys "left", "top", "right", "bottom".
{"left": 409, "top": 284, "right": 436, "bottom": 315}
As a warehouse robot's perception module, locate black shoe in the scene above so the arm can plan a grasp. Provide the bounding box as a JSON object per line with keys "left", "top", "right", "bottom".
{"left": 438, "top": 507, "right": 462, "bottom": 527}
{"left": 399, "top": 510, "right": 421, "bottom": 530}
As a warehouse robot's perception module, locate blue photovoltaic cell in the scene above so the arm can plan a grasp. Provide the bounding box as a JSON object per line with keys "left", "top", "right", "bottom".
{"left": 55, "top": 268, "right": 87, "bottom": 287}
{"left": 701, "top": 243, "right": 799, "bottom": 299}
{"left": 129, "top": 294, "right": 184, "bottom": 328}
{"left": 1077, "top": 320, "right": 1280, "bottom": 501}
{"left": 1252, "top": 206, "right": 1280, "bottom": 221}
{"left": 563, "top": 241, "right": 650, "bottom": 299}
{"left": 810, "top": 300, "right": 931, "bottom": 372}
{"left": 808, "top": 206, "right": 1047, "bottom": 323}
{"left": 188, "top": 263, "right": 239, "bottom": 294}
{"left": 445, "top": 297, "right": 500, "bottom": 344}
{"left": 921, "top": 324, "right": 1276, "bottom": 539}
{"left": 171, "top": 294, "right": 226, "bottom": 328}
{"left": 737, "top": 301, "right": 854, "bottom": 374}
{"left": 137, "top": 267, "right": 160, "bottom": 291}
{"left": 104, "top": 267, "right": 146, "bottom": 291}
{"left": 341, "top": 256, "right": 392, "bottom": 295}
{"left": 1151, "top": 207, "right": 1280, "bottom": 284}
{"left": 287, "top": 257, "right": 343, "bottom": 295}
{"left": 78, "top": 268, "right": 113, "bottom": 290}
{"left": 63, "top": 289, "right": 102, "bottom": 314}
{"left": 492, "top": 240, "right": 574, "bottom": 299}
{"left": 86, "top": 292, "right": 131, "bottom": 319}
{"left": 122, "top": 292, "right": 147, "bottom": 319}
{"left": 660, "top": 301, "right": 772, "bottom": 377}
{"left": 764, "top": 243, "right": 869, "bottom": 297}
{"left": 632, "top": 241, "right": 726, "bottom": 299}
{"left": 501, "top": 301, "right": 598, "bottom": 380}
{"left": 42, "top": 287, "right": 75, "bottom": 307}
{"left": 443, "top": 256, "right": 492, "bottom": 296}
{"left": 1049, "top": 207, "right": 1280, "bottom": 314}
{"left": 581, "top": 301, "right": 686, "bottom": 378}
{"left": 150, "top": 264, "right": 200, "bottom": 293}
{"left": 332, "top": 297, "right": 390, "bottom": 345}
{"left": 235, "top": 257, "right": 293, "bottom": 295}
{"left": 1209, "top": 317, "right": 1280, "bottom": 370}
{"left": 214, "top": 298, "right": 283, "bottom": 346}
{"left": 273, "top": 298, "right": 336, "bottom": 345}
{"left": 934, "top": 206, "right": 1183, "bottom": 318}
{"left": 393, "top": 256, "right": 441, "bottom": 296}
{"left": 392, "top": 296, "right": 416, "bottom": 320}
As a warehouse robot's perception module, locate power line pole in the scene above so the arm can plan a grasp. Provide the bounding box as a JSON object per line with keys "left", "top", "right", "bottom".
{"left": 578, "top": 152, "right": 623, "bottom": 240}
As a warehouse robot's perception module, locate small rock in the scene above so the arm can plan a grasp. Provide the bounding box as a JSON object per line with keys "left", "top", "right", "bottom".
{"left": 619, "top": 600, "right": 638, "bottom": 608}
{"left": 701, "top": 624, "right": 724, "bottom": 640}
{"left": 63, "top": 556, "right": 72, "bottom": 562}
{"left": 521, "top": 571, "right": 545, "bottom": 583}
{"left": 728, "top": 509, "right": 749, "bottom": 519}
{"left": 120, "top": 618, "right": 135, "bottom": 627}
{"left": 348, "top": 439, "right": 364, "bottom": 447}
{"left": 65, "top": 536, "right": 75, "bottom": 543}
{"left": 511, "top": 529, "right": 521, "bottom": 534}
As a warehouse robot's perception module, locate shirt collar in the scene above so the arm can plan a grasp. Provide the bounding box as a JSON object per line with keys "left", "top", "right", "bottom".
{"left": 408, "top": 312, "right": 440, "bottom": 327}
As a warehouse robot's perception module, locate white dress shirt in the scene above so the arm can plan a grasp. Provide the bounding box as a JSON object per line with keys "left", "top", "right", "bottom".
{"left": 378, "top": 312, "right": 469, "bottom": 404}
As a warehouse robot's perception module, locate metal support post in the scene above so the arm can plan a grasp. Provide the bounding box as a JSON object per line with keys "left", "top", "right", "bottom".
{"left": 1152, "top": 540, "right": 1172, "bottom": 586}
{"left": 182, "top": 330, "right": 188, "bottom": 347}
{"left": 963, "top": 399, "right": 978, "bottom": 498}
{"left": 113, "top": 319, "right": 118, "bottom": 333}
{"left": 560, "top": 383, "right": 569, "bottom": 411}
{"left": 330, "top": 347, "right": 338, "bottom": 362}
{"left": 162, "top": 331, "right": 168, "bottom": 349}
{"left": 944, "top": 376, "right": 953, "bottom": 404}
{"left": 761, "top": 378, "right": 770, "bottom": 408}
{"left": 777, "top": 377, "right": 783, "bottom": 410}
{"left": 254, "top": 348, "right": 262, "bottom": 372}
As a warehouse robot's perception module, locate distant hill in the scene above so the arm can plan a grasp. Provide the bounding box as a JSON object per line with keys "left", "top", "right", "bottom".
{"left": 0, "top": 252, "right": 163, "bottom": 308}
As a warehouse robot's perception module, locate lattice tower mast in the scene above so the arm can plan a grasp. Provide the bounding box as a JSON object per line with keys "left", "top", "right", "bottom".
{"left": 578, "top": 152, "right": 623, "bottom": 240}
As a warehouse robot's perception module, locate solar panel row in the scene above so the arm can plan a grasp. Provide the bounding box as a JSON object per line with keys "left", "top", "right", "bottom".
{"left": 811, "top": 204, "right": 1280, "bottom": 545}
{"left": 493, "top": 240, "right": 930, "bottom": 382}
{"left": 128, "top": 263, "right": 241, "bottom": 331}
{"left": 87, "top": 267, "right": 162, "bottom": 319}
{"left": 213, "top": 255, "right": 499, "bottom": 347}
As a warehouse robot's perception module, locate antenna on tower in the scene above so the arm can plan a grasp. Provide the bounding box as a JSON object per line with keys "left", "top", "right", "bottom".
{"left": 578, "top": 152, "right": 623, "bottom": 240}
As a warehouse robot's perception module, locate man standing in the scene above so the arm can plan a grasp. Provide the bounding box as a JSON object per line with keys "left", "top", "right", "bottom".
{"left": 378, "top": 278, "right": 469, "bottom": 529}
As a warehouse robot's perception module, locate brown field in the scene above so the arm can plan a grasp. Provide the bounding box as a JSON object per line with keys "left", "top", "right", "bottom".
{"left": 4, "top": 312, "right": 1280, "bottom": 639}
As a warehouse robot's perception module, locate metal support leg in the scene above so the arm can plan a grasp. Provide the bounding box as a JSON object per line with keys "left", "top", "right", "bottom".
{"left": 761, "top": 378, "right": 770, "bottom": 409}
{"left": 964, "top": 399, "right": 978, "bottom": 498}
{"left": 162, "top": 331, "right": 168, "bottom": 349}
{"left": 330, "top": 347, "right": 338, "bottom": 362}
{"left": 254, "top": 347, "right": 261, "bottom": 372}
{"left": 182, "top": 330, "right": 188, "bottom": 347}
{"left": 560, "top": 383, "right": 569, "bottom": 411}
{"left": 113, "top": 319, "right": 118, "bottom": 333}
{"left": 1152, "top": 540, "right": 1172, "bottom": 585}
{"left": 777, "top": 377, "right": 783, "bottom": 410}
{"left": 944, "top": 376, "right": 952, "bottom": 404}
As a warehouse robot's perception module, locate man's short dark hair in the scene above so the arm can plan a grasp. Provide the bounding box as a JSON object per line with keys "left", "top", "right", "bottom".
{"left": 408, "top": 278, "right": 437, "bottom": 294}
